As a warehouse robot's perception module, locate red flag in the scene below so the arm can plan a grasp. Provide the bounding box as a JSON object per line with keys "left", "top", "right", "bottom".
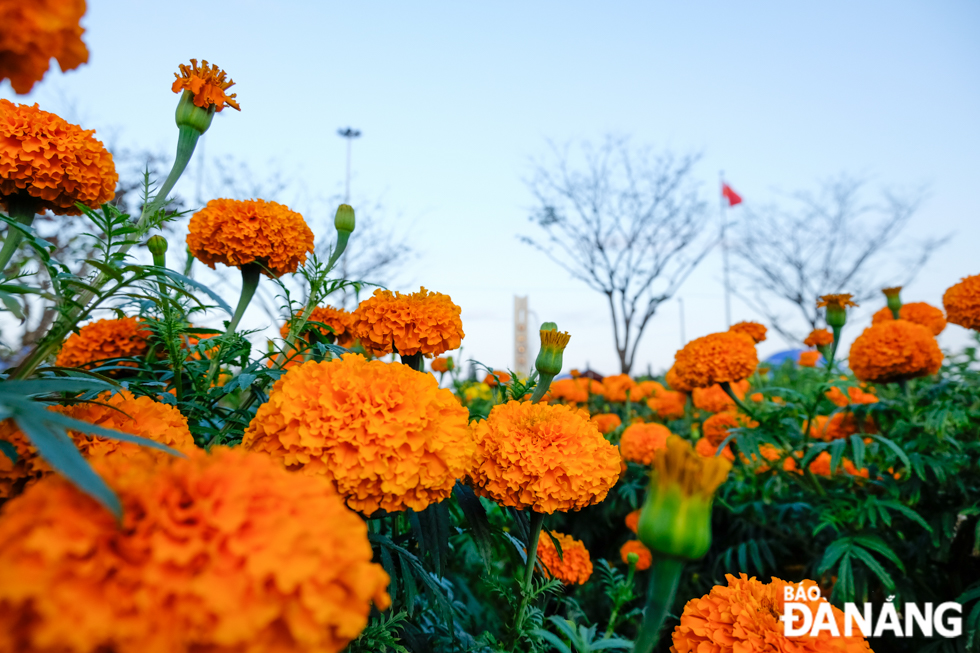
{"left": 722, "top": 183, "right": 742, "bottom": 207}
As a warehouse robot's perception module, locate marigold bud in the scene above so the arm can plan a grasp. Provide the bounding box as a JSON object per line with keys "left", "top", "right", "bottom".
{"left": 335, "top": 204, "right": 356, "bottom": 234}
{"left": 637, "top": 436, "right": 731, "bottom": 560}
{"left": 146, "top": 235, "right": 169, "bottom": 257}
{"left": 817, "top": 294, "right": 857, "bottom": 329}
{"left": 535, "top": 324, "right": 570, "bottom": 377}
{"left": 174, "top": 90, "right": 215, "bottom": 135}
{"left": 882, "top": 286, "right": 902, "bottom": 319}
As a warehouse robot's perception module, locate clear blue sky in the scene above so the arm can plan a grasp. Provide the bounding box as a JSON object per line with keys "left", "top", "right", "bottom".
{"left": 5, "top": 1, "right": 979, "bottom": 374}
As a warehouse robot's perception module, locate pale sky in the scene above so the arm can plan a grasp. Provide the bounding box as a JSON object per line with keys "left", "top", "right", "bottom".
{"left": 4, "top": 1, "right": 979, "bottom": 375}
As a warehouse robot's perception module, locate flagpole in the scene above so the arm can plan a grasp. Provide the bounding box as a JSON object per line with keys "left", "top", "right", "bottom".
{"left": 720, "top": 171, "right": 732, "bottom": 327}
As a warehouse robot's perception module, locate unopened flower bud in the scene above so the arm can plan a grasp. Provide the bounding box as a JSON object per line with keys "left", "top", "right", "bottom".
{"left": 882, "top": 286, "right": 902, "bottom": 320}
{"left": 146, "top": 234, "right": 169, "bottom": 267}
{"left": 535, "top": 324, "right": 570, "bottom": 377}
{"left": 334, "top": 204, "right": 356, "bottom": 234}
{"left": 817, "top": 293, "right": 857, "bottom": 329}
{"left": 175, "top": 90, "right": 215, "bottom": 135}
{"left": 637, "top": 436, "right": 731, "bottom": 560}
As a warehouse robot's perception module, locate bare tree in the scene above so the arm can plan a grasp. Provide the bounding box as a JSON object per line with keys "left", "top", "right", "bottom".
{"left": 729, "top": 175, "right": 943, "bottom": 343}
{"left": 521, "top": 137, "right": 714, "bottom": 374}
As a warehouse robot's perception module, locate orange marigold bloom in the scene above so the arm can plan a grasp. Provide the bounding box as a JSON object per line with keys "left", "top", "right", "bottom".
{"left": 431, "top": 356, "right": 450, "bottom": 373}
{"left": 280, "top": 305, "right": 354, "bottom": 347}
{"left": 469, "top": 401, "right": 621, "bottom": 513}
{"left": 0, "top": 0, "right": 88, "bottom": 94}
{"left": 243, "top": 354, "right": 473, "bottom": 514}
{"left": 702, "top": 411, "right": 757, "bottom": 447}
{"left": 601, "top": 374, "right": 638, "bottom": 402}
{"left": 0, "top": 389, "right": 194, "bottom": 498}
{"left": 695, "top": 436, "right": 735, "bottom": 462}
{"left": 808, "top": 451, "right": 869, "bottom": 478}
{"left": 0, "top": 100, "right": 116, "bottom": 214}
{"left": 742, "top": 444, "right": 797, "bottom": 474}
{"left": 825, "top": 385, "right": 878, "bottom": 407}
{"left": 350, "top": 287, "right": 464, "bottom": 358}
{"left": 943, "top": 274, "right": 980, "bottom": 331}
{"left": 625, "top": 509, "right": 641, "bottom": 534}
{"left": 638, "top": 379, "right": 665, "bottom": 398}
{"left": 692, "top": 379, "right": 748, "bottom": 414}
{"left": 816, "top": 293, "right": 858, "bottom": 311}
{"left": 619, "top": 422, "right": 671, "bottom": 465}
{"left": 799, "top": 350, "right": 821, "bottom": 367}
{"left": 672, "top": 332, "right": 758, "bottom": 389}
{"left": 537, "top": 531, "right": 593, "bottom": 585}
{"left": 671, "top": 574, "right": 873, "bottom": 653}
{"left": 591, "top": 412, "right": 622, "bottom": 435}
{"left": 849, "top": 321, "right": 943, "bottom": 383}
{"left": 647, "top": 390, "right": 687, "bottom": 420}
{"left": 619, "top": 540, "right": 652, "bottom": 571}
{"left": 808, "top": 413, "right": 877, "bottom": 442}
{"left": 171, "top": 58, "right": 240, "bottom": 111}
{"left": 872, "top": 302, "right": 947, "bottom": 336}
{"left": 665, "top": 364, "right": 694, "bottom": 393}
{"left": 187, "top": 198, "right": 314, "bottom": 277}
{"left": 0, "top": 447, "right": 389, "bottom": 653}
{"left": 804, "top": 328, "right": 834, "bottom": 348}
{"left": 729, "top": 321, "right": 767, "bottom": 343}
{"left": 484, "top": 370, "right": 511, "bottom": 387}
{"left": 54, "top": 317, "right": 151, "bottom": 370}
{"left": 548, "top": 377, "right": 602, "bottom": 404}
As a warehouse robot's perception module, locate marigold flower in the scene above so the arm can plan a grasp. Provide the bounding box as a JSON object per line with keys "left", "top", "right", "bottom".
{"left": 619, "top": 540, "right": 652, "bottom": 570}
{"left": 695, "top": 436, "right": 735, "bottom": 462}
{"left": 243, "top": 354, "right": 472, "bottom": 513}
{"left": 601, "top": 374, "right": 638, "bottom": 402}
{"left": 620, "top": 423, "right": 672, "bottom": 465}
{"left": 637, "top": 380, "right": 665, "bottom": 399}
{"left": 808, "top": 451, "right": 869, "bottom": 478}
{"left": 702, "top": 411, "right": 757, "bottom": 447}
{"left": 637, "top": 436, "right": 731, "bottom": 559}
{"left": 187, "top": 198, "right": 314, "bottom": 277}
{"left": 692, "top": 379, "right": 748, "bottom": 414}
{"left": 0, "top": 390, "right": 194, "bottom": 498}
{"left": 172, "top": 58, "right": 240, "bottom": 111}
{"left": 625, "top": 509, "right": 641, "bottom": 534}
{"left": 741, "top": 444, "right": 796, "bottom": 474}
{"left": 281, "top": 305, "right": 354, "bottom": 347}
{"left": 591, "top": 413, "right": 622, "bottom": 435}
{"left": 807, "top": 413, "right": 877, "bottom": 442}
{"left": 799, "top": 350, "right": 821, "bottom": 367}
{"left": 825, "top": 385, "right": 878, "bottom": 407}
{"left": 646, "top": 390, "right": 687, "bottom": 420}
{"left": 54, "top": 317, "right": 151, "bottom": 370}
{"left": 537, "top": 531, "right": 593, "bottom": 585}
{"left": 431, "top": 356, "right": 451, "bottom": 373}
{"left": 469, "top": 401, "right": 621, "bottom": 513}
{"left": 849, "top": 321, "right": 943, "bottom": 383}
{"left": 0, "top": 447, "right": 389, "bottom": 653}
{"left": 484, "top": 370, "right": 511, "bottom": 387}
{"left": 548, "top": 377, "right": 601, "bottom": 404}
{"left": 672, "top": 332, "right": 758, "bottom": 389}
{"left": 943, "top": 274, "right": 980, "bottom": 331}
{"left": 665, "top": 364, "right": 694, "bottom": 392}
{"left": 872, "top": 302, "right": 947, "bottom": 335}
{"left": 0, "top": 0, "right": 88, "bottom": 94}
{"left": 804, "top": 328, "right": 834, "bottom": 348}
{"left": 671, "top": 574, "right": 872, "bottom": 653}
{"left": 0, "top": 100, "right": 116, "bottom": 214}
{"left": 729, "top": 321, "right": 767, "bottom": 343}
{"left": 350, "top": 287, "right": 464, "bottom": 358}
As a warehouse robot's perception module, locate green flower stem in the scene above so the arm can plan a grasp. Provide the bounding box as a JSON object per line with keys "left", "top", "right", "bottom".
{"left": 400, "top": 352, "right": 424, "bottom": 372}
{"left": 633, "top": 555, "right": 685, "bottom": 653}
{"left": 325, "top": 230, "right": 351, "bottom": 272}
{"left": 530, "top": 373, "right": 555, "bottom": 403}
{"left": 205, "top": 263, "right": 261, "bottom": 388}
{"left": 604, "top": 557, "right": 639, "bottom": 638}
{"left": 140, "top": 125, "right": 199, "bottom": 227}
{"left": 0, "top": 195, "right": 39, "bottom": 272}
{"left": 720, "top": 381, "right": 757, "bottom": 420}
{"left": 827, "top": 325, "right": 842, "bottom": 371}
{"left": 513, "top": 511, "right": 546, "bottom": 638}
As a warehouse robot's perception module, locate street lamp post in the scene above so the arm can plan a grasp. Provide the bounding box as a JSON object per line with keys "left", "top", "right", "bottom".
{"left": 337, "top": 127, "right": 361, "bottom": 203}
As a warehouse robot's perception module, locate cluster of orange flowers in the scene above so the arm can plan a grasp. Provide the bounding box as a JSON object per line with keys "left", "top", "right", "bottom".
{"left": 548, "top": 377, "right": 602, "bottom": 403}
{"left": 536, "top": 531, "right": 594, "bottom": 585}
{"left": 0, "top": 447, "right": 389, "bottom": 653}
{"left": 350, "top": 287, "right": 465, "bottom": 358}
{"left": 0, "top": 390, "right": 195, "bottom": 498}
{"left": 692, "top": 379, "right": 748, "bottom": 414}
{"left": 54, "top": 316, "right": 151, "bottom": 369}
{"left": 187, "top": 198, "right": 315, "bottom": 277}
{"left": 469, "top": 401, "right": 621, "bottom": 513}
{"left": 0, "top": 0, "right": 88, "bottom": 94}
{"left": 0, "top": 100, "right": 116, "bottom": 214}
{"left": 243, "top": 354, "right": 472, "bottom": 514}
{"left": 808, "top": 413, "right": 877, "bottom": 442}
{"left": 671, "top": 574, "right": 872, "bottom": 652}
